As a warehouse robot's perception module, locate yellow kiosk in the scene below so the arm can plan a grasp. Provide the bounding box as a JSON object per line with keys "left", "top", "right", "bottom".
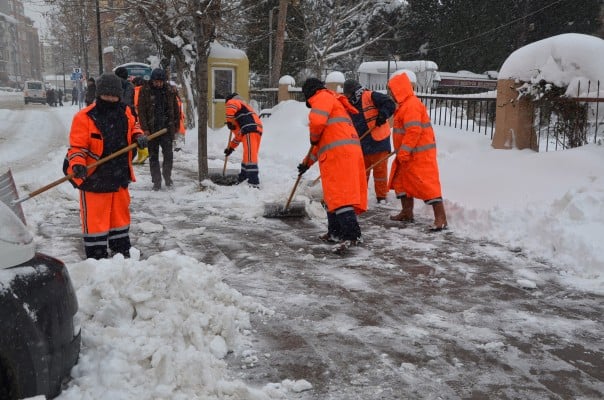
{"left": 208, "top": 41, "right": 249, "bottom": 129}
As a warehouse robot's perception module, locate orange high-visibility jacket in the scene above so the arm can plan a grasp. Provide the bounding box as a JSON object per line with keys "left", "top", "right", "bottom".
{"left": 387, "top": 72, "right": 442, "bottom": 201}
{"left": 361, "top": 90, "right": 391, "bottom": 141}
{"left": 133, "top": 85, "right": 141, "bottom": 109}
{"left": 225, "top": 97, "right": 263, "bottom": 153}
{"left": 66, "top": 103, "right": 142, "bottom": 188}
{"left": 176, "top": 95, "right": 185, "bottom": 135}
{"left": 304, "top": 89, "right": 367, "bottom": 214}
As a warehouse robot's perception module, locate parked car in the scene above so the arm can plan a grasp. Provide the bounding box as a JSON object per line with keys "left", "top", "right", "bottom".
{"left": 0, "top": 201, "right": 80, "bottom": 399}
{"left": 23, "top": 80, "right": 46, "bottom": 105}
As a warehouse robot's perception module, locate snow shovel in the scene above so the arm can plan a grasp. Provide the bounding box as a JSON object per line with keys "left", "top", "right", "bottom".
{"left": 0, "top": 169, "right": 27, "bottom": 224}
{"left": 263, "top": 146, "right": 313, "bottom": 218}
{"left": 209, "top": 130, "right": 240, "bottom": 185}
{"left": 308, "top": 127, "right": 373, "bottom": 188}
{"left": 10, "top": 128, "right": 167, "bottom": 205}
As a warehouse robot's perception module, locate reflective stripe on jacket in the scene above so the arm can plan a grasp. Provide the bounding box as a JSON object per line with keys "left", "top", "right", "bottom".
{"left": 67, "top": 103, "right": 142, "bottom": 189}
{"left": 361, "top": 90, "right": 391, "bottom": 141}
{"left": 225, "top": 97, "right": 263, "bottom": 135}
{"left": 305, "top": 89, "right": 367, "bottom": 214}
{"left": 387, "top": 72, "right": 442, "bottom": 200}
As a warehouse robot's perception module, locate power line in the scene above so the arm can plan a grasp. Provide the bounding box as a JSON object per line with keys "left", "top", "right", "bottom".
{"left": 401, "top": 0, "right": 568, "bottom": 56}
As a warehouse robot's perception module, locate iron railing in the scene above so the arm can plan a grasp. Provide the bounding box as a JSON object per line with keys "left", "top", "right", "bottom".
{"left": 533, "top": 80, "right": 603, "bottom": 151}
{"left": 251, "top": 81, "right": 603, "bottom": 152}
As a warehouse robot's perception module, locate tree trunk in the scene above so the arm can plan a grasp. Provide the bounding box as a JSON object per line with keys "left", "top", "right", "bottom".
{"left": 270, "top": 0, "right": 289, "bottom": 87}
{"left": 195, "top": 43, "right": 210, "bottom": 185}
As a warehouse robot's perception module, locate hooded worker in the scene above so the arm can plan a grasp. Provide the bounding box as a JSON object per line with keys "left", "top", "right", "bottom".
{"left": 65, "top": 72, "right": 147, "bottom": 259}
{"left": 387, "top": 70, "right": 448, "bottom": 231}
{"left": 297, "top": 78, "right": 368, "bottom": 254}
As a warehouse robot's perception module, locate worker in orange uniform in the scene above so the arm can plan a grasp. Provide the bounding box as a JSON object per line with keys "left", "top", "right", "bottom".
{"left": 65, "top": 73, "right": 148, "bottom": 259}
{"left": 387, "top": 71, "right": 448, "bottom": 231}
{"left": 343, "top": 79, "right": 395, "bottom": 205}
{"left": 297, "top": 78, "right": 368, "bottom": 254}
{"left": 223, "top": 93, "right": 263, "bottom": 187}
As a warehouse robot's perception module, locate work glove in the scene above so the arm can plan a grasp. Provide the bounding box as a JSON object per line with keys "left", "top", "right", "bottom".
{"left": 297, "top": 163, "right": 309, "bottom": 175}
{"left": 72, "top": 164, "right": 87, "bottom": 179}
{"left": 226, "top": 121, "right": 236, "bottom": 131}
{"left": 135, "top": 134, "right": 148, "bottom": 149}
{"left": 375, "top": 112, "right": 388, "bottom": 127}
{"left": 224, "top": 147, "right": 234, "bottom": 156}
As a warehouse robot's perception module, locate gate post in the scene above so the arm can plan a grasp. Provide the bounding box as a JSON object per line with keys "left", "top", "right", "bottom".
{"left": 492, "top": 79, "right": 538, "bottom": 151}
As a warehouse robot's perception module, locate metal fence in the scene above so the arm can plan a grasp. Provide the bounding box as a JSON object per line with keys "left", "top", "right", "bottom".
{"left": 417, "top": 93, "right": 496, "bottom": 138}
{"left": 533, "top": 80, "right": 603, "bottom": 151}
{"left": 251, "top": 82, "right": 604, "bottom": 152}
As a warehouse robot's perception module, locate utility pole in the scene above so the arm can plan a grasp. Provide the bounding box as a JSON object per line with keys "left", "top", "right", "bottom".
{"left": 95, "top": 0, "right": 103, "bottom": 74}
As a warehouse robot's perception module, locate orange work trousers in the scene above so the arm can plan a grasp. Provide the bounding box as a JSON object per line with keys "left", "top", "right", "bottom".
{"left": 79, "top": 187, "right": 131, "bottom": 259}
{"left": 363, "top": 151, "right": 389, "bottom": 199}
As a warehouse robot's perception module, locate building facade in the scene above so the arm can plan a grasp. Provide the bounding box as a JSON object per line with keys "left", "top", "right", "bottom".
{"left": 0, "top": 0, "right": 42, "bottom": 86}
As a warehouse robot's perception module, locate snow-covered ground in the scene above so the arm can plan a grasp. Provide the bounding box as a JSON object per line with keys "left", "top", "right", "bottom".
{"left": 1, "top": 92, "right": 603, "bottom": 398}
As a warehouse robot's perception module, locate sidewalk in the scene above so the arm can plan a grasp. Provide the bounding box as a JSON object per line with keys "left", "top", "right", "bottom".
{"left": 129, "top": 167, "right": 604, "bottom": 399}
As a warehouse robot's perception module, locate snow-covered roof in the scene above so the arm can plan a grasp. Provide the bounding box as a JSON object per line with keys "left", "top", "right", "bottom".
{"left": 209, "top": 41, "right": 246, "bottom": 60}
{"left": 499, "top": 33, "right": 604, "bottom": 87}
{"left": 359, "top": 60, "right": 438, "bottom": 74}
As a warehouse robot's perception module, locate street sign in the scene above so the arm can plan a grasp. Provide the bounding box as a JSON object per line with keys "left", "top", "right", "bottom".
{"left": 70, "top": 72, "right": 83, "bottom": 81}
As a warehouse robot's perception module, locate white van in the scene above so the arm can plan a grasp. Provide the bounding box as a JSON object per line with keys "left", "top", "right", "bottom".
{"left": 23, "top": 80, "right": 46, "bottom": 105}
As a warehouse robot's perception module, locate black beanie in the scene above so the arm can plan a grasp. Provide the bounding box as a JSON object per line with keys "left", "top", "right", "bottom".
{"left": 225, "top": 92, "right": 239, "bottom": 101}
{"left": 150, "top": 68, "right": 166, "bottom": 81}
{"left": 115, "top": 66, "right": 128, "bottom": 80}
{"left": 343, "top": 79, "right": 361, "bottom": 97}
{"left": 95, "top": 73, "right": 123, "bottom": 99}
{"left": 302, "top": 78, "right": 325, "bottom": 101}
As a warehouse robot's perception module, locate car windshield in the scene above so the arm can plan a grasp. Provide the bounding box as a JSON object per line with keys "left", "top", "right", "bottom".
{"left": 27, "top": 82, "right": 43, "bottom": 90}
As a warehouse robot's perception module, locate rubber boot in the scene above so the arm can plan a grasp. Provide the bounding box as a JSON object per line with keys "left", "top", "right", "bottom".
{"left": 390, "top": 197, "right": 414, "bottom": 222}
{"left": 430, "top": 201, "right": 448, "bottom": 231}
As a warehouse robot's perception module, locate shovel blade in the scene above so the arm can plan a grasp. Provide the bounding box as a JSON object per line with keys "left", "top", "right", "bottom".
{"left": 208, "top": 168, "right": 240, "bottom": 186}
{"left": 0, "top": 169, "right": 27, "bottom": 225}
{"left": 263, "top": 201, "right": 307, "bottom": 218}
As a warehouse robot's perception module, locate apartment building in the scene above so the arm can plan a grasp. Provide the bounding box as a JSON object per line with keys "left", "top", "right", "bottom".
{"left": 0, "top": 0, "right": 42, "bottom": 85}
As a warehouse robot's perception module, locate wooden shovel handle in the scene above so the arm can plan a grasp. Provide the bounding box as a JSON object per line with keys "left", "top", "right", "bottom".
{"left": 14, "top": 128, "right": 167, "bottom": 204}
{"left": 222, "top": 130, "right": 233, "bottom": 176}
{"left": 285, "top": 146, "right": 314, "bottom": 210}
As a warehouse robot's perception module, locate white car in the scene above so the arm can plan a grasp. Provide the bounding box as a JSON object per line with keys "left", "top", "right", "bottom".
{"left": 23, "top": 80, "right": 46, "bottom": 105}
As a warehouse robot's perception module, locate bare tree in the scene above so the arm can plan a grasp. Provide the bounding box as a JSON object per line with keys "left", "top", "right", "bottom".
{"left": 296, "top": 0, "right": 391, "bottom": 77}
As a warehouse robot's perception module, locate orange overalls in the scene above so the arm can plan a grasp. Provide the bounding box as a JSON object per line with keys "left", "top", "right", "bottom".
{"left": 66, "top": 102, "right": 143, "bottom": 259}
{"left": 225, "top": 96, "right": 263, "bottom": 185}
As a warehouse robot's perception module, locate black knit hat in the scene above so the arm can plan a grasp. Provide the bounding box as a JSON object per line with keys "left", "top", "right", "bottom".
{"left": 115, "top": 66, "right": 128, "bottom": 80}
{"left": 225, "top": 92, "right": 238, "bottom": 101}
{"left": 302, "top": 78, "right": 325, "bottom": 101}
{"left": 343, "top": 79, "right": 361, "bottom": 97}
{"left": 95, "top": 73, "right": 122, "bottom": 99}
{"left": 150, "top": 68, "right": 166, "bottom": 81}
